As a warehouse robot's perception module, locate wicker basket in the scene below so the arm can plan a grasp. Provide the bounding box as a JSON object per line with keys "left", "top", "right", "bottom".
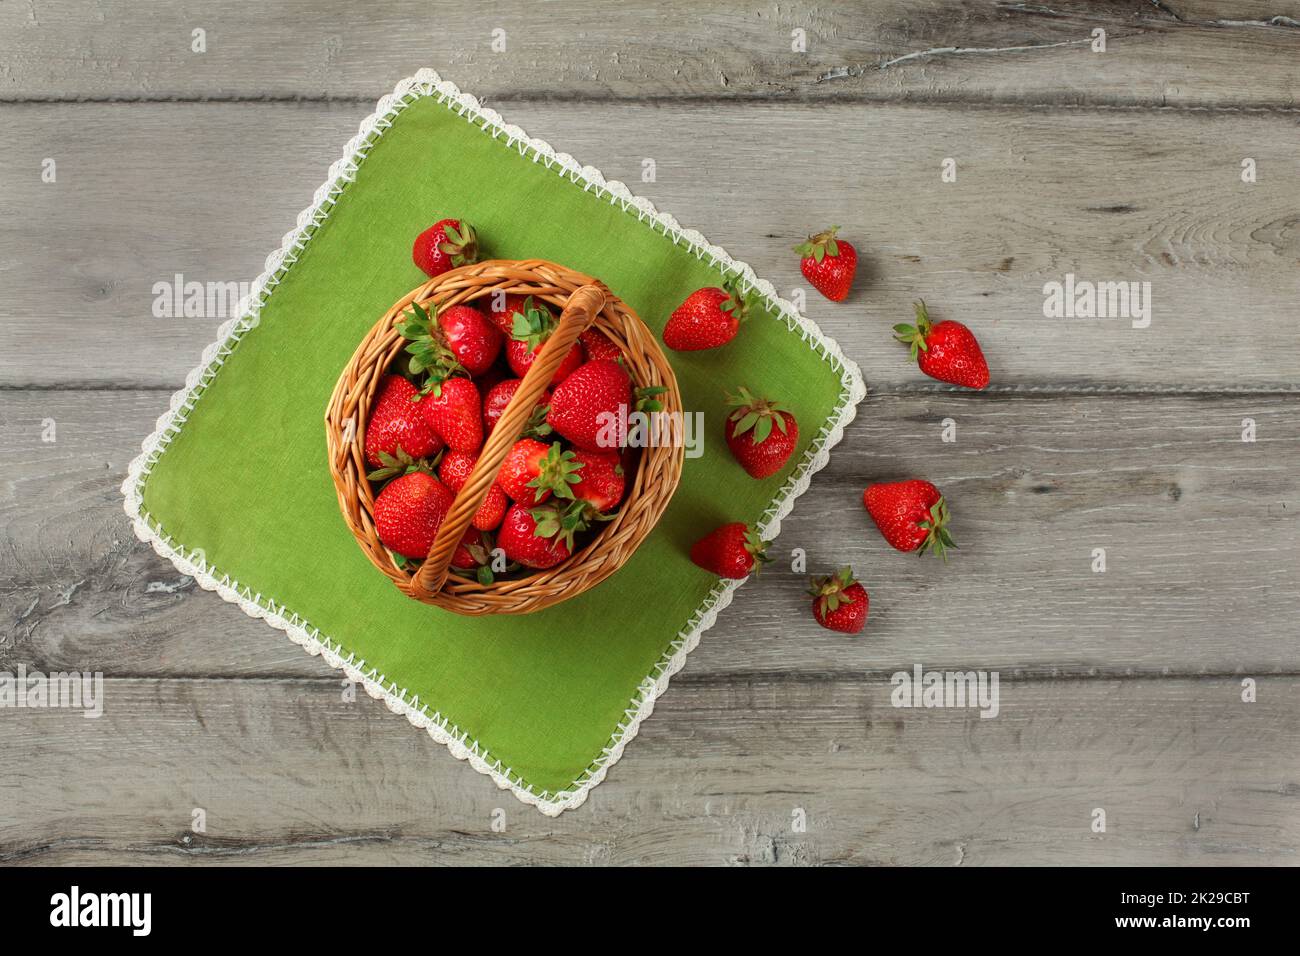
{"left": 325, "top": 259, "right": 684, "bottom": 615}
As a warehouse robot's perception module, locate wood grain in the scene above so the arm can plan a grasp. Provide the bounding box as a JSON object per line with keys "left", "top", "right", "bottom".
{"left": 4, "top": 390, "right": 1296, "bottom": 677}
{"left": 1, "top": 1, "right": 1297, "bottom": 109}
{"left": 2, "top": 100, "right": 1297, "bottom": 390}
{"left": 1, "top": 675, "right": 1294, "bottom": 865}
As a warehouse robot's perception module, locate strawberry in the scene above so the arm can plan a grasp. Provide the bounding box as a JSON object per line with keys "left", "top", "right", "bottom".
{"left": 437, "top": 304, "right": 501, "bottom": 377}
{"left": 689, "top": 523, "right": 771, "bottom": 579}
{"left": 579, "top": 327, "right": 622, "bottom": 362}
{"left": 483, "top": 378, "right": 552, "bottom": 436}
{"left": 723, "top": 386, "right": 799, "bottom": 479}
{"left": 497, "top": 439, "right": 581, "bottom": 504}
{"left": 486, "top": 292, "right": 534, "bottom": 334}
{"left": 506, "top": 297, "right": 585, "bottom": 383}
{"left": 663, "top": 276, "right": 748, "bottom": 351}
{"left": 363, "top": 375, "right": 443, "bottom": 469}
{"left": 450, "top": 527, "right": 500, "bottom": 585}
{"left": 421, "top": 376, "right": 483, "bottom": 453}
{"left": 546, "top": 359, "right": 632, "bottom": 451}
{"left": 569, "top": 449, "right": 625, "bottom": 513}
{"left": 374, "top": 471, "right": 454, "bottom": 560}
{"left": 412, "top": 218, "right": 478, "bottom": 278}
{"left": 497, "top": 503, "right": 574, "bottom": 569}
{"left": 439, "top": 450, "right": 509, "bottom": 531}
{"left": 893, "top": 300, "right": 989, "bottom": 390}
{"left": 809, "top": 567, "right": 868, "bottom": 634}
{"left": 862, "top": 479, "right": 956, "bottom": 559}
{"left": 794, "top": 225, "right": 857, "bottom": 302}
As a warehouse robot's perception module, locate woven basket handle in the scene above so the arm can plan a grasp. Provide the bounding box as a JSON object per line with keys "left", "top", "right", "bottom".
{"left": 412, "top": 283, "right": 608, "bottom": 599}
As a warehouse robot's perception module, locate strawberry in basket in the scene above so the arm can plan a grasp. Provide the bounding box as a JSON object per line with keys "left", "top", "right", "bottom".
{"left": 364, "top": 375, "right": 443, "bottom": 469}
{"left": 506, "top": 297, "right": 585, "bottom": 384}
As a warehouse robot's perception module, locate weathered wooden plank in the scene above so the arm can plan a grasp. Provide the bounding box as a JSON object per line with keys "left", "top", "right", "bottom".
{"left": 2, "top": 100, "right": 1297, "bottom": 389}
{"left": 0, "top": 1, "right": 1297, "bottom": 108}
{"left": 1, "top": 675, "right": 1294, "bottom": 864}
{"left": 4, "top": 389, "right": 1297, "bottom": 677}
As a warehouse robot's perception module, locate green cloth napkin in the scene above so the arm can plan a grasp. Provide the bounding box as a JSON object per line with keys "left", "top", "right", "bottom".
{"left": 124, "top": 71, "right": 864, "bottom": 814}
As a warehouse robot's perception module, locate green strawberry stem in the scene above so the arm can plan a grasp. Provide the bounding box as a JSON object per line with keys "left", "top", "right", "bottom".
{"left": 744, "top": 528, "right": 773, "bottom": 574}
{"left": 892, "top": 299, "right": 935, "bottom": 362}
{"left": 808, "top": 565, "right": 857, "bottom": 612}
{"left": 916, "top": 495, "right": 957, "bottom": 561}
{"left": 718, "top": 274, "right": 752, "bottom": 323}
{"left": 635, "top": 385, "right": 668, "bottom": 414}
{"left": 529, "top": 500, "right": 591, "bottom": 551}
{"left": 526, "top": 442, "right": 583, "bottom": 502}
{"left": 366, "top": 445, "right": 440, "bottom": 484}
{"left": 398, "top": 300, "right": 465, "bottom": 385}
{"left": 793, "top": 225, "right": 842, "bottom": 263}
{"left": 510, "top": 296, "right": 556, "bottom": 351}
{"left": 726, "top": 385, "right": 791, "bottom": 445}
{"left": 438, "top": 221, "right": 479, "bottom": 266}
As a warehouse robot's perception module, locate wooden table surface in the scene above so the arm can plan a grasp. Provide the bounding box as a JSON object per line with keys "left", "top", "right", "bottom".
{"left": 2, "top": 1, "right": 1298, "bottom": 865}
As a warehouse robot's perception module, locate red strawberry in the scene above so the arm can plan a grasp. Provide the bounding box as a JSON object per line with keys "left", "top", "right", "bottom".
{"left": 452, "top": 526, "right": 485, "bottom": 568}
{"left": 723, "top": 386, "right": 799, "bottom": 479}
{"left": 497, "top": 439, "right": 581, "bottom": 504}
{"left": 437, "top": 304, "right": 501, "bottom": 377}
{"left": 412, "top": 218, "right": 478, "bottom": 278}
{"left": 374, "top": 471, "right": 454, "bottom": 560}
{"left": 507, "top": 337, "right": 584, "bottom": 384}
{"left": 506, "top": 297, "right": 584, "bottom": 383}
{"left": 689, "top": 523, "right": 771, "bottom": 579}
{"left": 862, "top": 479, "right": 956, "bottom": 559}
{"left": 364, "top": 375, "right": 443, "bottom": 468}
{"left": 421, "top": 377, "right": 483, "bottom": 453}
{"left": 439, "top": 450, "right": 508, "bottom": 531}
{"left": 570, "top": 449, "right": 625, "bottom": 513}
{"left": 547, "top": 359, "right": 632, "bottom": 451}
{"left": 486, "top": 293, "right": 534, "bottom": 334}
{"left": 663, "top": 276, "right": 748, "bottom": 351}
{"left": 579, "top": 327, "right": 622, "bottom": 362}
{"left": 497, "top": 503, "right": 573, "bottom": 569}
{"left": 450, "top": 527, "right": 502, "bottom": 585}
{"left": 795, "top": 225, "right": 857, "bottom": 302}
{"left": 483, "top": 378, "right": 552, "bottom": 435}
{"left": 809, "top": 567, "right": 868, "bottom": 634}
{"left": 893, "top": 300, "right": 989, "bottom": 389}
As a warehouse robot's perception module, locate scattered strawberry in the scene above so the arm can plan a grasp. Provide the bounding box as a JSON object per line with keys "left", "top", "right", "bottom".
{"left": 421, "top": 376, "right": 483, "bottom": 453}
{"left": 893, "top": 300, "right": 989, "bottom": 390}
{"left": 809, "top": 567, "right": 868, "bottom": 634}
{"left": 412, "top": 218, "right": 478, "bottom": 278}
{"left": 363, "top": 375, "right": 443, "bottom": 469}
{"left": 436, "top": 304, "right": 501, "bottom": 377}
{"left": 482, "top": 378, "right": 552, "bottom": 436}
{"left": 794, "top": 225, "right": 857, "bottom": 302}
{"left": 547, "top": 359, "right": 632, "bottom": 451}
{"left": 497, "top": 439, "right": 581, "bottom": 504}
{"left": 862, "top": 479, "right": 955, "bottom": 559}
{"left": 663, "top": 276, "right": 748, "bottom": 351}
{"left": 569, "top": 449, "right": 625, "bottom": 513}
{"left": 689, "top": 523, "right": 771, "bottom": 579}
{"left": 723, "top": 386, "right": 799, "bottom": 479}
{"left": 507, "top": 297, "right": 585, "bottom": 383}
{"left": 579, "top": 327, "right": 622, "bottom": 362}
{"left": 439, "top": 450, "right": 509, "bottom": 531}
{"left": 374, "top": 471, "right": 454, "bottom": 560}
{"left": 497, "top": 503, "right": 574, "bottom": 569}
{"left": 487, "top": 292, "right": 533, "bottom": 334}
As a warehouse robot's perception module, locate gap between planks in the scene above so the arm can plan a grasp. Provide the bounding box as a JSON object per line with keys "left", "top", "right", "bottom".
{"left": 3, "top": 92, "right": 1300, "bottom": 116}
